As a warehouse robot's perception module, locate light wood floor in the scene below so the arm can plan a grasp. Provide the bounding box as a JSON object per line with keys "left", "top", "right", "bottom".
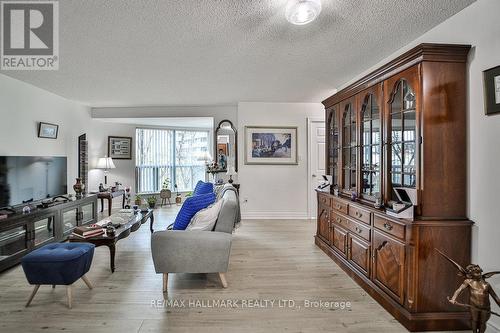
{"left": 0, "top": 205, "right": 454, "bottom": 332}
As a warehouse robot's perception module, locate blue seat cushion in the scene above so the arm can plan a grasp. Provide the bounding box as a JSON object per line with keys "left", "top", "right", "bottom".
{"left": 21, "top": 243, "right": 95, "bottom": 285}
{"left": 193, "top": 181, "right": 214, "bottom": 195}
{"left": 173, "top": 192, "right": 216, "bottom": 230}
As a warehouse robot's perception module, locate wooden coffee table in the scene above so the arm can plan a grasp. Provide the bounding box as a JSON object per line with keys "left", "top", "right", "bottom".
{"left": 69, "top": 209, "right": 154, "bottom": 273}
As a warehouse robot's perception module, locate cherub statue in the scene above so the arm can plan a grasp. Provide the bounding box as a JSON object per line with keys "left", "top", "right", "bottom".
{"left": 436, "top": 249, "right": 500, "bottom": 333}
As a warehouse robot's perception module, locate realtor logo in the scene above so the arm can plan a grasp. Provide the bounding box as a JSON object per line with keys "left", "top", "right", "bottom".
{"left": 1, "top": 0, "right": 59, "bottom": 70}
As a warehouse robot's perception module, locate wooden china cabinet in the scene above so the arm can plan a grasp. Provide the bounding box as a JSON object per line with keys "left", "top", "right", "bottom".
{"left": 316, "top": 44, "right": 472, "bottom": 331}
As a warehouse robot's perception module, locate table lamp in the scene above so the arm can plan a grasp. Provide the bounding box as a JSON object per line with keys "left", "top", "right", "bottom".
{"left": 226, "top": 166, "right": 236, "bottom": 184}
{"left": 96, "top": 156, "right": 116, "bottom": 186}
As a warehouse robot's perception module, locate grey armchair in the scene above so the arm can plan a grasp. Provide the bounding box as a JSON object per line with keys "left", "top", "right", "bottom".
{"left": 151, "top": 189, "right": 239, "bottom": 292}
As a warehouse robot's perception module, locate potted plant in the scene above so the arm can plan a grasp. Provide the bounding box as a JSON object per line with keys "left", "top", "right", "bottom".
{"left": 147, "top": 196, "right": 157, "bottom": 209}
{"left": 134, "top": 194, "right": 142, "bottom": 206}
{"left": 174, "top": 184, "right": 182, "bottom": 205}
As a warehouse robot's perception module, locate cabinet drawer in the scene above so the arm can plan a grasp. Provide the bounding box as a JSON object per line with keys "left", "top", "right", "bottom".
{"left": 331, "top": 212, "right": 371, "bottom": 242}
{"left": 345, "top": 218, "right": 371, "bottom": 242}
{"left": 331, "top": 198, "right": 348, "bottom": 214}
{"left": 374, "top": 215, "right": 405, "bottom": 240}
{"left": 348, "top": 205, "right": 370, "bottom": 225}
{"left": 318, "top": 194, "right": 331, "bottom": 207}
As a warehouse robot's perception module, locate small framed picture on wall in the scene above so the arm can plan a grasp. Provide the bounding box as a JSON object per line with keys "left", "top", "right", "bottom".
{"left": 483, "top": 65, "right": 500, "bottom": 115}
{"left": 108, "top": 136, "right": 132, "bottom": 160}
{"left": 38, "top": 122, "right": 59, "bottom": 139}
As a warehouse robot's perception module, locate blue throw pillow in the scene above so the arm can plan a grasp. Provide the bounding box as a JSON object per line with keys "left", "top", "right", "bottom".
{"left": 193, "top": 181, "right": 214, "bottom": 195}
{"left": 193, "top": 180, "right": 204, "bottom": 194}
{"left": 172, "top": 192, "right": 216, "bottom": 230}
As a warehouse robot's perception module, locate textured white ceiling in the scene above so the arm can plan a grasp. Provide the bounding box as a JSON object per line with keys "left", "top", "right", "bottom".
{"left": 1, "top": 0, "right": 475, "bottom": 106}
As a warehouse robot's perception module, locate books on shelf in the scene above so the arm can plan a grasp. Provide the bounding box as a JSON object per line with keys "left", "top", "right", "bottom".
{"left": 72, "top": 225, "right": 104, "bottom": 238}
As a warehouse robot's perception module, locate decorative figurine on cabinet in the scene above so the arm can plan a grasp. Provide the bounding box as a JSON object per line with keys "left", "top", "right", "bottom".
{"left": 437, "top": 249, "right": 500, "bottom": 333}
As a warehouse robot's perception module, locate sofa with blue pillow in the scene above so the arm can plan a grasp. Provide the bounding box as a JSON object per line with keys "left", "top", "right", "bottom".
{"left": 151, "top": 181, "right": 239, "bottom": 292}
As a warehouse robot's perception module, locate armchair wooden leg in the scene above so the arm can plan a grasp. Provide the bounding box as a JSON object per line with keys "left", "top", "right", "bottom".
{"left": 218, "top": 272, "right": 228, "bottom": 288}
{"left": 81, "top": 275, "right": 93, "bottom": 290}
{"left": 25, "top": 285, "right": 40, "bottom": 307}
{"left": 66, "top": 285, "right": 73, "bottom": 309}
{"left": 163, "top": 273, "right": 168, "bottom": 293}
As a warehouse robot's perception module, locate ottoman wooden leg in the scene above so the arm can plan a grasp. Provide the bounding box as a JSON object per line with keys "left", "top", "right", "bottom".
{"left": 66, "top": 285, "right": 73, "bottom": 309}
{"left": 25, "top": 285, "right": 40, "bottom": 307}
{"left": 81, "top": 275, "right": 93, "bottom": 290}
{"left": 218, "top": 272, "right": 228, "bottom": 288}
{"left": 163, "top": 273, "right": 168, "bottom": 293}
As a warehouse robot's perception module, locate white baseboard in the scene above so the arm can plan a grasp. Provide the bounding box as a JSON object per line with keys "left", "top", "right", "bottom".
{"left": 241, "top": 211, "right": 309, "bottom": 220}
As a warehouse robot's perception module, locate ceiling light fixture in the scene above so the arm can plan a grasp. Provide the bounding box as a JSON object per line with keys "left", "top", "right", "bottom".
{"left": 285, "top": 0, "right": 322, "bottom": 25}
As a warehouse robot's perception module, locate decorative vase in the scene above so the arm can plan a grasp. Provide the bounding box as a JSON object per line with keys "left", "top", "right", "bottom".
{"left": 73, "top": 178, "right": 85, "bottom": 196}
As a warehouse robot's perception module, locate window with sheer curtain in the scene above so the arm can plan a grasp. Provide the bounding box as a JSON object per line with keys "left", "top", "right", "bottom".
{"left": 135, "top": 128, "right": 209, "bottom": 193}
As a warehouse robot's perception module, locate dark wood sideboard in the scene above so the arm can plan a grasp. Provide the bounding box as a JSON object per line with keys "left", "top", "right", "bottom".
{"left": 0, "top": 195, "right": 97, "bottom": 272}
{"left": 316, "top": 44, "right": 473, "bottom": 331}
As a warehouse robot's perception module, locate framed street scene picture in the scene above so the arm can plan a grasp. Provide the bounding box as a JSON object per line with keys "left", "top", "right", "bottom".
{"left": 483, "top": 65, "right": 500, "bottom": 115}
{"left": 38, "top": 122, "right": 59, "bottom": 139}
{"left": 245, "top": 126, "right": 298, "bottom": 165}
{"left": 108, "top": 136, "right": 132, "bottom": 159}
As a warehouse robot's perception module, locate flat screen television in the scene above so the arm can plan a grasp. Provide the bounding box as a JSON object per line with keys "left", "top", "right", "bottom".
{"left": 0, "top": 156, "right": 67, "bottom": 207}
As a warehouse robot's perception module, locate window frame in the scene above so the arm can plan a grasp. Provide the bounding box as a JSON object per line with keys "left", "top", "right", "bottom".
{"left": 135, "top": 126, "right": 212, "bottom": 194}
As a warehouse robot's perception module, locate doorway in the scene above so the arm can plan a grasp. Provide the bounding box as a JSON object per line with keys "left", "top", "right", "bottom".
{"left": 307, "top": 118, "right": 326, "bottom": 219}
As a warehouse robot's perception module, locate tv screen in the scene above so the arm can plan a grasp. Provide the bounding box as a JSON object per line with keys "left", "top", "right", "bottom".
{"left": 0, "top": 156, "right": 67, "bottom": 207}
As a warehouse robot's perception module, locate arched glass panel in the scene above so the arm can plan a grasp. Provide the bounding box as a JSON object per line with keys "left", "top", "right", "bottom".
{"left": 342, "top": 103, "right": 356, "bottom": 192}
{"left": 361, "top": 94, "right": 381, "bottom": 199}
{"left": 328, "top": 108, "right": 340, "bottom": 186}
{"left": 389, "top": 79, "right": 417, "bottom": 200}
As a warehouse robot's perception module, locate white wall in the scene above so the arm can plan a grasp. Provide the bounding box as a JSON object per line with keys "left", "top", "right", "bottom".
{"left": 92, "top": 105, "right": 237, "bottom": 130}
{"left": 335, "top": 0, "right": 500, "bottom": 330}
{"left": 237, "top": 102, "right": 324, "bottom": 219}
{"left": 0, "top": 74, "right": 92, "bottom": 191}
{"left": 86, "top": 121, "right": 136, "bottom": 193}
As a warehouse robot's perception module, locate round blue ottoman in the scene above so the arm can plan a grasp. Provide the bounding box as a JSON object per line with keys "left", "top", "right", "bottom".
{"left": 21, "top": 243, "right": 95, "bottom": 308}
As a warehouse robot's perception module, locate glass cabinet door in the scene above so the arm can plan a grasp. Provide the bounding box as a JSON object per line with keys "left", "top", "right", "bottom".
{"left": 361, "top": 93, "right": 381, "bottom": 200}
{"left": 341, "top": 101, "right": 357, "bottom": 193}
{"left": 62, "top": 208, "right": 79, "bottom": 235}
{"left": 0, "top": 225, "right": 29, "bottom": 262}
{"left": 33, "top": 215, "right": 56, "bottom": 247}
{"left": 327, "top": 105, "right": 340, "bottom": 187}
{"left": 80, "top": 202, "right": 95, "bottom": 225}
{"left": 388, "top": 79, "right": 417, "bottom": 201}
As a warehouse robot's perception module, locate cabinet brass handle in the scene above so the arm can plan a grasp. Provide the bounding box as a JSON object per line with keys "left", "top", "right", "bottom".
{"left": 355, "top": 227, "right": 362, "bottom": 233}
{"left": 355, "top": 211, "right": 362, "bottom": 218}
{"left": 383, "top": 223, "right": 393, "bottom": 231}
{"left": 336, "top": 217, "right": 341, "bottom": 223}
{"left": 336, "top": 204, "right": 341, "bottom": 209}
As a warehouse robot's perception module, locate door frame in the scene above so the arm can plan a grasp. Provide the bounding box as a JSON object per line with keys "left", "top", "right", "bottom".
{"left": 307, "top": 117, "right": 326, "bottom": 219}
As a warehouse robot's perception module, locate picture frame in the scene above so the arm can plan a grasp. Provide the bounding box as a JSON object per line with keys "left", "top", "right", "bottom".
{"left": 483, "top": 65, "right": 500, "bottom": 115}
{"left": 38, "top": 122, "right": 59, "bottom": 139}
{"left": 245, "top": 126, "right": 298, "bottom": 165}
{"left": 108, "top": 136, "right": 132, "bottom": 160}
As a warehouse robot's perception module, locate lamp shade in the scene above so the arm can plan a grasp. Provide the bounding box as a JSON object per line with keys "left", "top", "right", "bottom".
{"left": 226, "top": 166, "right": 236, "bottom": 176}
{"left": 197, "top": 152, "right": 213, "bottom": 163}
{"left": 96, "top": 157, "right": 116, "bottom": 170}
